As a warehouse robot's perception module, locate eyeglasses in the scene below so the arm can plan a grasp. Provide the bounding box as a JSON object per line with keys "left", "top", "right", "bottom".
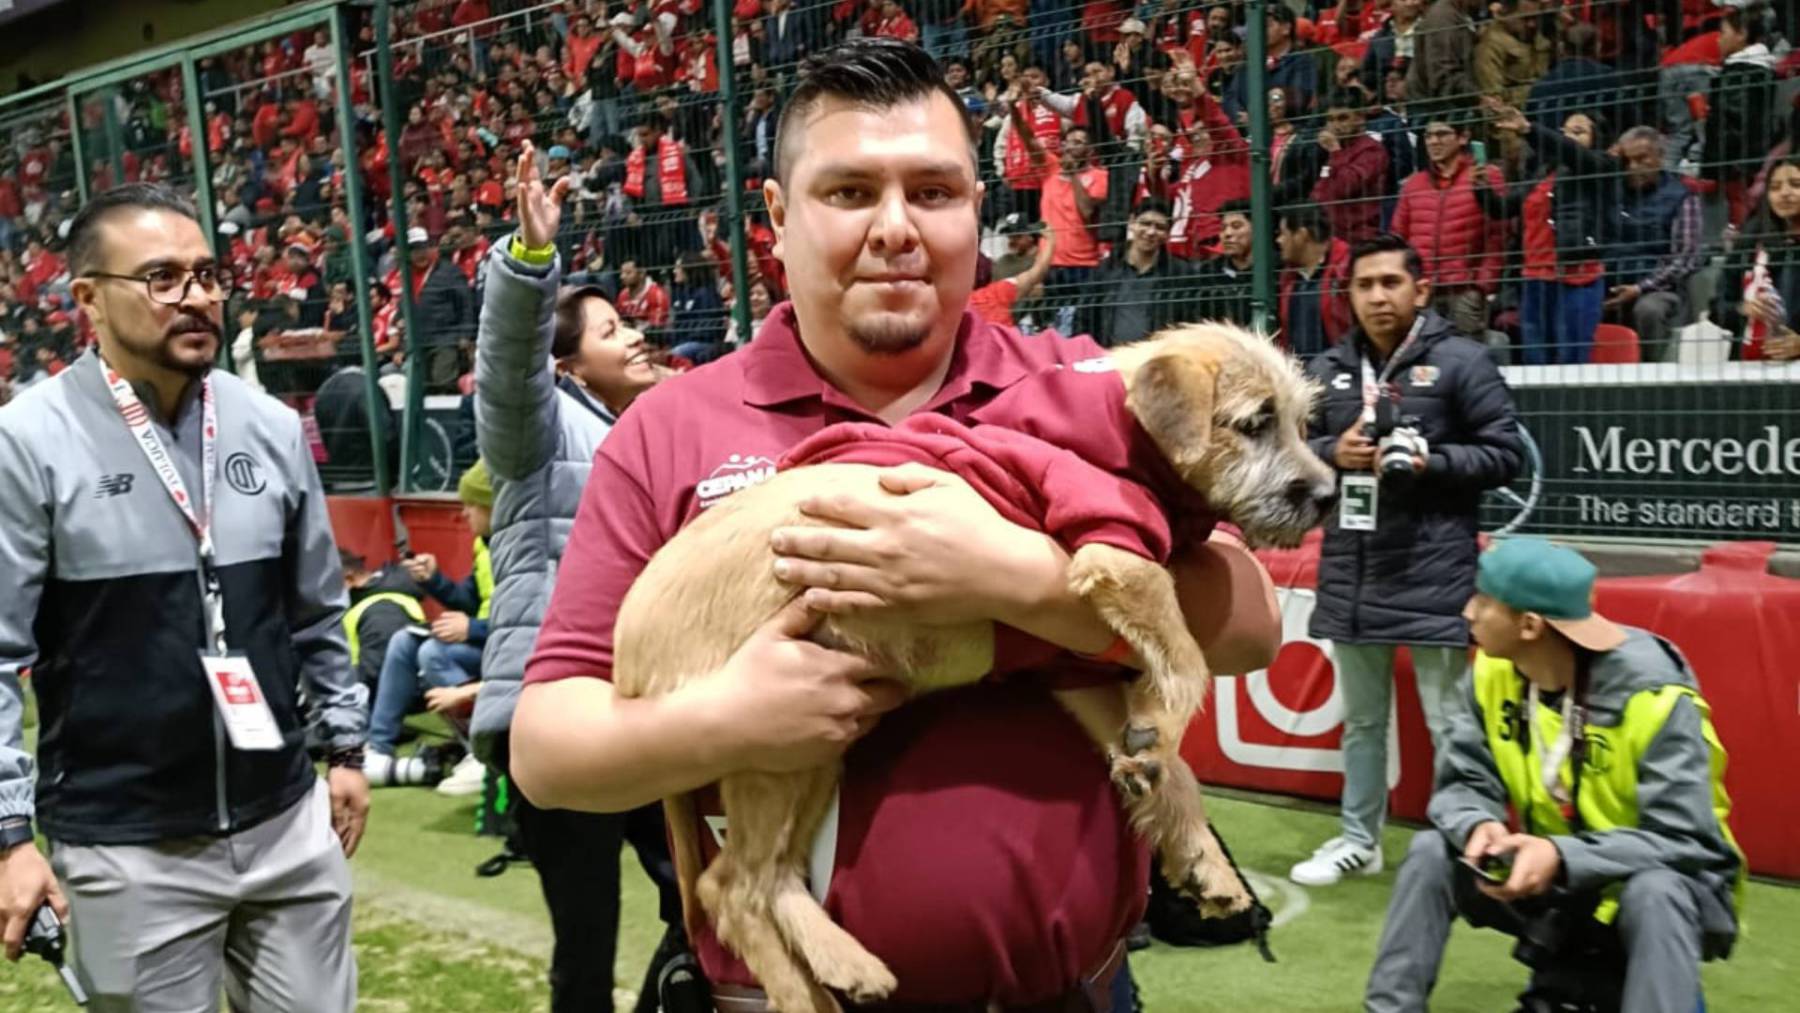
{"left": 85, "top": 264, "right": 233, "bottom": 305}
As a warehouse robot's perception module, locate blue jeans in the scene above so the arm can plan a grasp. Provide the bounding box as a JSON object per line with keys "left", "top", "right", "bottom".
{"left": 369, "top": 630, "right": 481, "bottom": 752}
{"left": 1045, "top": 265, "right": 1096, "bottom": 336}
{"left": 1520, "top": 277, "right": 1604, "bottom": 365}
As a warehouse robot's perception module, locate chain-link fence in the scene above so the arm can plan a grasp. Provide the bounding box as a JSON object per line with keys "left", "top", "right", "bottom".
{"left": 2, "top": 0, "right": 1797, "bottom": 543}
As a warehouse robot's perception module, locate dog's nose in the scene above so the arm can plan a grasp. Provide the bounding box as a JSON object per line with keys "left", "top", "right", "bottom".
{"left": 1289, "top": 478, "right": 1337, "bottom": 514}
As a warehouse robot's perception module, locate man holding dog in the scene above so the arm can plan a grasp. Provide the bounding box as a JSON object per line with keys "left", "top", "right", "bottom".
{"left": 511, "top": 38, "right": 1283, "bottom": 1010}
{"left": 1364, "top": 538, "right": 1742, "bottom": 1012}
{"left": 1292, "top": 233, "right": 1523, "bottom": 887}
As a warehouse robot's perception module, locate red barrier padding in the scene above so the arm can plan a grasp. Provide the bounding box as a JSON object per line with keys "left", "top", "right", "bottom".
{"left": 1184, "top": 536, "right": 1800, "bottom": 878}
{"left": 327, "top": 496, "right": 475, "bottom": 620}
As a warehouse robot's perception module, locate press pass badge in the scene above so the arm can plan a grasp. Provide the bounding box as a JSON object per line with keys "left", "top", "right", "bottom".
{"left": 1340, "top": 474, "right": 1378, "bottom": 531}
{"left": 200, "top": 655, "right": 284, "bottom": 750}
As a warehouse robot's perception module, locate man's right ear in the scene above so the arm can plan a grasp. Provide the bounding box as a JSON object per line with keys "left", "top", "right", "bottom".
{"left": 763, "top": 178, "right": 786, "bottom": 259}
{"left": 70, "top": 277, "right": 104, "bottom": 331}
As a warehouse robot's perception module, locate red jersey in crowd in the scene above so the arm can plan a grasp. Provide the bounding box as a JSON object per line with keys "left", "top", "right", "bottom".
{"left": 1003, "top": 100, "right": 1064, "bottom": 191}
{"left": 968, "top": 277, "right": 1023, "bottom": 327}
{"left": 678, "top": 36, "right": 719, "bottom": 93}
{"left": 1040, "top": 151, "right": 1109, "bottom": 269}
{"left": 565, "top": 27, "right": 604, "bottom": 81}
{"left": 1073, "top": 85, "right": 1140, "bottom": 142}
{"left": 616, "top": 278, "right": 670, "bottom": 327}
{"left": 873, "top": 10, "right": 919, "bottom": 42}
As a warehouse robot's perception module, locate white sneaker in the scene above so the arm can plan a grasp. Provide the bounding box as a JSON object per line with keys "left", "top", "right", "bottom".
{"left": 1289, "top": 836, "right": 1383, "bottom": 886}
{"left": 435, "top": 754, "right": 486, "bottom": 797}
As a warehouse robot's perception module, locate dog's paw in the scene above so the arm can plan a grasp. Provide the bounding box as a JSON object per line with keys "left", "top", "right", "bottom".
{"left": 1108, "top": 747, "right": 1164, "bottom": 799}
{"left": 1176, "top": 852, "right": 1255, "bottom": 919}
{"left": 1122, "top": 724, "right": 1159, "bottom": 756}
{"left": 808, "top": 945, "right": 897, "bottom": 1004}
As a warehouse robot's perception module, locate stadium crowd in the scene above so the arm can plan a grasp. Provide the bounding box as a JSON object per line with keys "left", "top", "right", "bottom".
{"left": 3, "top": 0, "right": 1800, "bottom": 427}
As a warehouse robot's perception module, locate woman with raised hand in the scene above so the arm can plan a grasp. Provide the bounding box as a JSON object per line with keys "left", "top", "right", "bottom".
{"left": 471, "top": 139, "right": 684, "bottom": 1013}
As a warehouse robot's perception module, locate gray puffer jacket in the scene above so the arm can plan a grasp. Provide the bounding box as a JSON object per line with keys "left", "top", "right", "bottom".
{"left": 471, "top": 243, "right": 615, "bottom": 767}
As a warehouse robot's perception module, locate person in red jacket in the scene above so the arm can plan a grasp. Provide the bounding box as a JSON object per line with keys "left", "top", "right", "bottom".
{"left": 564, "top": 15, "right": 604, "bottom": 82}
{"left": 1311, "top": 90, "right": 1389, "bottom": 245}
{"left": 1389, "top": 115, "right": 1505, "bottom": 338}
{"left": 1277, "top": 204, "right": 1353, "bottom": 357}
{"left": 615, "top": 259, "right": 672, "bottom": 332}
{"left": 872, "top": 0, "right": 920, "bottom": 42}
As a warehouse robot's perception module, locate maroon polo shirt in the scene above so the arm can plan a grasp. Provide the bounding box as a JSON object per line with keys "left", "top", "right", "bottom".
{"left": 528, "top": 304, "right": 1150, "bottom": 1004}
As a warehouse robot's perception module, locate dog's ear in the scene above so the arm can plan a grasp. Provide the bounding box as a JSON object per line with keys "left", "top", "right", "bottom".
{"left": 1126, "top": 350, "right": 1219, "bottom": 477}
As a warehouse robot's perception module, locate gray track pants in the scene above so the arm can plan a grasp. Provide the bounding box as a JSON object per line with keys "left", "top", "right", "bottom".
{"left": 1333, "top": 642, "right": 1468, "bottom": 848}
{"left": 1365, "top": 830, "right": 1715, "bottom": 1013}
{"left": 50, "top": 779, "right": 356, "bottom": 1012}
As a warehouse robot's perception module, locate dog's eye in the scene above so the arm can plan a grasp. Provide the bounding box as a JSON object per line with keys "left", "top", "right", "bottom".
{"left": 1234, "top": 413, "right": 1274, "bottom": 437}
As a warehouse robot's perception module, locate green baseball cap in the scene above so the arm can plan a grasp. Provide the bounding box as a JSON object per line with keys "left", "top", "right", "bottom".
{"left": 1476, "top": 538, "right": 1626, "bottom": 651}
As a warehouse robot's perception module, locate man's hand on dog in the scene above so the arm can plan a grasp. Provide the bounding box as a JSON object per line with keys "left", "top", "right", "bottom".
{"left": 1334, "top": 422, "right": 1377, "bottom": 471}
{"left": 692, "top": 598, "right": 907, "bottom": 773}
{"left": 769, "top": 464, "right": 1048, "bottom": 627}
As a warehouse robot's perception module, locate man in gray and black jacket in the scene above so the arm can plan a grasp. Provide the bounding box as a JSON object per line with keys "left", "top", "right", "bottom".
{"left": 0, "top": 184, "right": 367, "bottom": 1009}
{"left": 1290, "top": 233, "right": 1523, "bottom": 889}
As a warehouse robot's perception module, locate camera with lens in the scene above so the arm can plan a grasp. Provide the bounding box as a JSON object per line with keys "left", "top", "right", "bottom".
{"left": 1368, "top": 398, "right": 1427, "bottom": 485}
{"left": 1511, "top": 904, "right": 1583, "bottom": 971}
{"left": 1512, "top": 891, "right": 1602, "bottom": 972}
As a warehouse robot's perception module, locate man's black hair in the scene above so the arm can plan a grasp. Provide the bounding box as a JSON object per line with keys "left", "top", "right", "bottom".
{"left": 66, "top": 182, "right": 200, "bottom": 277}
{"left": 1266, "top": 4, "right": 1297, "bottom": 28}
{"left": 773, "top": 38, "right": 972, "bottom": 184}
{"left": 1348, "top": 232, "right": 1426, "bottom": 280}
{"left": 1279, "top": 204, "right": 1331, "bottom": 243}
{"left": 1725, "top": 4, "right": 1770, "bottom": 47}
{"left": 1132, "top": 197, "right": 1174, "bottom": 219}
{"left": 1322, "top": 89, "right": 1367, "bottom": 114}
{"left": 1217, "top": 198, "right": 1253, "bottom": 218}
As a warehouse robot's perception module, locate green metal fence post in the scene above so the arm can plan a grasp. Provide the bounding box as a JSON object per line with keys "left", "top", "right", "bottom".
{"left": 375, "top": 0, "right": 423, "bottom": 492}
{"left": 335, "top": 1, "right": 391, "bottom": 493}
{"left": 179, "top": 57, "right": 217, "bottom": 242}
{"left": 713, "top": 0, "right": 753, "bottom": 339}
{"left": 65, "top": 90, "right": 90, "bottom": 203}
{"left": 100, "top": 87, "right": 127, "bottom": 190}
{"left": 1245, "top": 0, "right": 1274, "bottom": 334}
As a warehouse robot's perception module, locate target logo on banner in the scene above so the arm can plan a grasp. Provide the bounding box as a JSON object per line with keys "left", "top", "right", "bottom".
{"left": 1199, "top": 589, "right": 1400, "bottom": 794}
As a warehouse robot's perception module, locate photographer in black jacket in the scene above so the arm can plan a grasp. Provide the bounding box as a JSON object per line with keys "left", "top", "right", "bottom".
{"left": 1290, "top": 233, "right": 1523, "bottom": 888}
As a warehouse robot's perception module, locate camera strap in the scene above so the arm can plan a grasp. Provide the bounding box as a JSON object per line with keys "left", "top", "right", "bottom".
{"left": 1358, "top": 317, "right": 1427, "bottom": 424}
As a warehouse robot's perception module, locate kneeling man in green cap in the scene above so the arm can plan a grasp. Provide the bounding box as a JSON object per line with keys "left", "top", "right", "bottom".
{"left": 1364, "top": 538, "right": 1744, "bottom": 1013}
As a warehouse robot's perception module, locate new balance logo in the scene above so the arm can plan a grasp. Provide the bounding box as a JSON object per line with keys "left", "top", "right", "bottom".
{"left": 94, "top": 473, "right": 136, "bottom": 498}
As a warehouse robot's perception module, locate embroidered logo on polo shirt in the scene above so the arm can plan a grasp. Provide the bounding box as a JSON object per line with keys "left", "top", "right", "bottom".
{"left": 1071, "top": 356, "right": 1117, "bottom": 374}
{"left": 225, "top": 452, "right": 267, "bottom": 495}
{"left": 696, "top": 454, "right": 777, "bottom": 510}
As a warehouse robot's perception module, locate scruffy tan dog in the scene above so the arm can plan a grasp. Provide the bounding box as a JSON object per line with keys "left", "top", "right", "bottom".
{"left": 612, "top": 322, "right": 1336, "bottom": 1012}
